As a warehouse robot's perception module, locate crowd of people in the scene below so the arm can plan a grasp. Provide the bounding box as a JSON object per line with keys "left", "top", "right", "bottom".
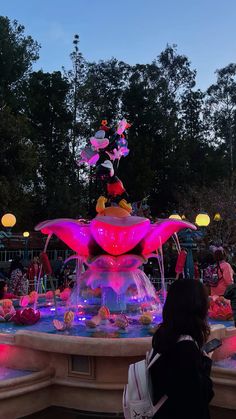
{"left": 0, "top": 254, "right": 76, "bottom": 297}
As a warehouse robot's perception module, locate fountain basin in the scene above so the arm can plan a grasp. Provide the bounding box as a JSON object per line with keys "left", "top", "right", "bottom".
{"left": 211, "top": 334, "right": 236, "bottom": 410}
{"left": 0, "top": 323, "right": 234, "bottom": 417}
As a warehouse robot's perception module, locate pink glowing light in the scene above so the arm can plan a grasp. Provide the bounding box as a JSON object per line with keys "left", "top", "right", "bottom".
{"left": 35, "top": 219, "right": 96, "bottom": 256}
{"left": 35, "top": 216, "right": 196, "bottom": 257}
{"left": 139, "top": 219, "right": 197, "bottom": 254}
{"left": 86, "top": 254, "right": 145, "bottom": 271}
{"left": 90, "top": 216, "right": 150, "bottom": 255}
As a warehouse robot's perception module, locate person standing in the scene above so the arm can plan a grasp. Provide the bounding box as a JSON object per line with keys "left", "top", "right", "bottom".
{"left": 9, "top": 255, "right": 27, "bottom": 296}
{"left": 150, "top": 280, "right": 214, "bottom": 419}
{"left": 210, "top": 249, "right": 234, "bottom": 296}
{"left": 27, "top": 256, "right": 40, "bottom": 292}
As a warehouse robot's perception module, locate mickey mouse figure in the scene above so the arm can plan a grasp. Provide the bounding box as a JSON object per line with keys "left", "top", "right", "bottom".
{"left": 96, "top": 159, "right": 132, "bottom": 216}
{"left": 78, "top": 117, "right": 132, "bottom": 217}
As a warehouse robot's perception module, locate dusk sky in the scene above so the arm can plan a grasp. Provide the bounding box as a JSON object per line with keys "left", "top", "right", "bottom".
{"left": 1, "top": 0, "right": 236, "bottom": 90}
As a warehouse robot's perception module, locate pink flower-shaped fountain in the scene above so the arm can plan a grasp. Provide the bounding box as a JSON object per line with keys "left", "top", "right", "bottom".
{"left": 35, "top": 216, "right": 196, "bottom": 257}
{"left": 35, "top": 215, "right": 196, "bottom": 312}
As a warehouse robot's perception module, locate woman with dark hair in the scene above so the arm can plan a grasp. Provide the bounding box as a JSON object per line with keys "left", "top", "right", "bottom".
{"left": 151, "top": 280, "right": 214, "bottom": 419}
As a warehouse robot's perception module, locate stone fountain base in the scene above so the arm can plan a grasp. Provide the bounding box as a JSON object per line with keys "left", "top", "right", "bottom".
{"left": 0, "top": 324, "right": 235, "bottom": 418}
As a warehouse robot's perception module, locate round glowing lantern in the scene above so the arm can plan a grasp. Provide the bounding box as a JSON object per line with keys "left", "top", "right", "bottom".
{"left": 23, "top": 231, "right": 30, "bottom": 238}
{"left": 195, "top": 212, "right": 210, "bottom": 227}
{"left": 169, "top": 212, "right": 182, "bottom": 220}
{"left": 214, "top": 213, "right": 222, "bottom": 222}
{"left": 1, "top": 213, "right": 16, "bottom": 228}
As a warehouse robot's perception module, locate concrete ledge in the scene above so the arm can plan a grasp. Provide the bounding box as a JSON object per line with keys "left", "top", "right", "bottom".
{"left": 0, "top": 366, "right": 54, "bottom": 400}
{"left": 14, "top": 330, "right": 152, "bottom": 356}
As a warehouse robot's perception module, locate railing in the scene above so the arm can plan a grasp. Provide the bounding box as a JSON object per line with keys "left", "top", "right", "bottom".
{"left": 150, "top": 277, "right": 175, "bottom": 291}
{"left": 0, "top": 249, "right": 73, "bottom": 263}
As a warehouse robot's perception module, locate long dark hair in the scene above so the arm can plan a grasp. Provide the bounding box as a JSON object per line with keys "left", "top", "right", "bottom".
{"left": 153, "top": 280, "right": 210, "bottom": 353}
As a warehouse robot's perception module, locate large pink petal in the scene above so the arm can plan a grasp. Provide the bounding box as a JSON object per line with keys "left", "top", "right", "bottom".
{"left": 35, "top": 219, "right": 97, "bottom": 256}
{"left": 91, "top": 216, "right": 150, "bottom": 256}
{"left": 140, "top": 219, "right": 197, "bottom": 254}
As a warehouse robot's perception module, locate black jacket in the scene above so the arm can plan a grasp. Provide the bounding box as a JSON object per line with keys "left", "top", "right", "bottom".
{"left": 150, "top": 340, "right": 214, "bottom": 419}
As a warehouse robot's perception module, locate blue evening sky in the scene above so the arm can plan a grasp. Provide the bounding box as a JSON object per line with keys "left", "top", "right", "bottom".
{"left": 1, "top": 0, "right": 236, "bottom": 90}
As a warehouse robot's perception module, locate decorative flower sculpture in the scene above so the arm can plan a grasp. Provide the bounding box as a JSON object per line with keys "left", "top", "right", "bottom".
{"left": 35, "top": 216, "right": 196, "bottom": 257}
{"left": 12, "top": 307, "right": 41, "bottom": 325}
{"left": 0, "top": 304, "right": 16, "bottom": 322}
{"left": 208, "top": 296, "right": 233, "bottom": 321}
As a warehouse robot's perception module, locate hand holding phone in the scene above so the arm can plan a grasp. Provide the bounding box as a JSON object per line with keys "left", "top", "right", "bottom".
{"left": 203, "top": 338, "right": 222, "bottom": 354}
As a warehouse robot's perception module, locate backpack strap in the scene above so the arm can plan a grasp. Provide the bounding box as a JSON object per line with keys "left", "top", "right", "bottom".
{"left": 178, "top": 334, "right": 194, "bottom": 343}
{"left": 153, "top": 394, "right": 168, "bottom": 414}
{"left": 147, "top": 349, "right": 161, "bottom": 369}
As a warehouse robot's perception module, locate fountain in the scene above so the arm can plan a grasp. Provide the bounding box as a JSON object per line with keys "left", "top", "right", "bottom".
{"left": 0, "top": 118, "right": 235, "bottom": 417}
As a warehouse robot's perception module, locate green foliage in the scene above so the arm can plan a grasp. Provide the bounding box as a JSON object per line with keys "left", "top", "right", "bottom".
{"left": 1, "top": 15, "right": 236, "bottom": 230}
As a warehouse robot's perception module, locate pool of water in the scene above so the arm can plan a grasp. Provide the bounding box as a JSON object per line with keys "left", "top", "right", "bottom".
{"left": 0, "top": 366, "right": 34, "bottom": 380}
{"left": 0, "top": 298, "right": 234, "bottom": 339}
{"left": 0, "top": 304, "right": 163, "bottom": 338}
{"left": 213, "top": 353, "right": 236, "bottom": 369}
{"left": 209, "top": 318, "right": 235, "bottom": 328}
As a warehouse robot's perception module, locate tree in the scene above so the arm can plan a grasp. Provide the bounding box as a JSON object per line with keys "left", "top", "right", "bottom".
{"left": 176, "top": 180, "right": 236, "bottom": 246}
{"left": 205, "top": 64, "right": 236, "bottom": 185}
{"left": 0, "top": 16, "right": 40, "bottom": 228}
{"left": 0, "top": 16, "right": 39, "bottom": 109}
{"left": 122, "top": 46, "right": 198, "bottom": 213}
{"left": 24, "top": 71, "right": 75, "bottom": 221}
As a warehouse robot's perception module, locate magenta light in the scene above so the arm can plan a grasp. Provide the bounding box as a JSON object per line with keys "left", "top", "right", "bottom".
{"left": 35, "top": 216, "right": 196, "bottom": 257}
{"left": 35, "top": 219, "right": 95, "bottom": 256}
{"left": 139, "top": 219, "right": 197, "bottom": 254}
{"left": 91, "top": 216, "right": 150, "bottom": 255}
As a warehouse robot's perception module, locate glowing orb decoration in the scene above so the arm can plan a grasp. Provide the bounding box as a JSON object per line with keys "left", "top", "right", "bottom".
{"left": 195, "top": 212, "right": 210, "bottom": 227}
{"left": 169, "top": 212, "right": 181, "bottom": 220}
{"left": 214, "top": 213, "right": 222, "bottom": 222}
{"left": 1, "top": 213, "right": 16, "bottom": 228}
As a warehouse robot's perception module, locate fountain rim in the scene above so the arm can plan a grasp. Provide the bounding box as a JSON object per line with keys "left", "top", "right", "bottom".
{"left": 12, "top": 330, "right": 152, "bottom": 356}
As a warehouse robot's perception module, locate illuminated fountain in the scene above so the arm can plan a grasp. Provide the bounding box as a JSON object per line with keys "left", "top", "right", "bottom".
{"left": 0, "top": 118, "right": 235, "bottom": 417}
{"left": 35, "top": 118, "right": 197, "bottom": 323}
{"left": 35, "top": 215, "right": 196, "bottom": 318}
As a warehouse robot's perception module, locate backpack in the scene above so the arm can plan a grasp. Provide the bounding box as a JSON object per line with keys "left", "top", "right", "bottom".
{"left": 203, "top": 264, "right": 223, "bottom": 287}
{"left": 123, "top": 335, "right": 193, "bottom": 419}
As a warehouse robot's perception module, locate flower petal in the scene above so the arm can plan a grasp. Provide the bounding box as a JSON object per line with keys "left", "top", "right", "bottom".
{"left": 140, "top": 219, "right": 197, "bottom": 254}
{"left": 90, "top": 216, "right": 150, "bottom": 255}
{"left": 35, "top": 219, "right": 98, "bottom": 256}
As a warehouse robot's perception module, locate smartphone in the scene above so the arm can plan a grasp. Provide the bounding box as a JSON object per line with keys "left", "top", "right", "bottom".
{"left": 203, "top": 338, "right": 222, "bottom": 354}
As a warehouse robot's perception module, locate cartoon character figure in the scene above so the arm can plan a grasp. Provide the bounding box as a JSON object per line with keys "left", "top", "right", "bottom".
{"left": 96, "top": 160, "right": 132, "bottom": 215}
{"left": 77, "top": 118, "right": 132, "bottom": 216}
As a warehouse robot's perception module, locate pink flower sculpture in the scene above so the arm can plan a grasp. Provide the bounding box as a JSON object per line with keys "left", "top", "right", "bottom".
{"left": 20, "top": 295, "right": 30, "bottom": 307}
{"left": 60, "top": 288, "right": 71, "bottom": 301}
{"left": 46, "top": 290, "right": 54, "bottom": 300}
{"left": 12, "top": 308, "right": 41, "bottom": 325}
{"left": 0, "top": 305, "right": 16, "bottom": 322}
{"left": 35, "top": 216, "right": 196, "bottom": 257}
{"left": 208, "top": 296, "right": 233, "bottom": 321}
{"left": 29, "top": 291, "right": 38, "bottom": 304}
